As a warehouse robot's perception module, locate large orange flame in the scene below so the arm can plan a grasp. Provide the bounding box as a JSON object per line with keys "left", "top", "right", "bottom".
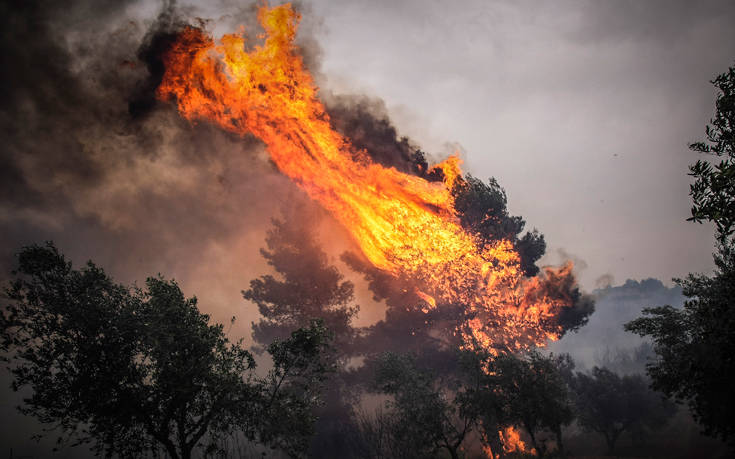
{"left": 157, "top": 3, "right": 575, "bottom": 352}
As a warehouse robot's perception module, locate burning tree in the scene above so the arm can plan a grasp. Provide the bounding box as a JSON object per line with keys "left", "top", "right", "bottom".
{"left": 0, "top": 243, "right": 332, "bottom": 458}
{"left": 156, "top": 2, "right": 593, "bottom": 359}
{"left": 153, "top": 3, "right": 596, "bottom": 456}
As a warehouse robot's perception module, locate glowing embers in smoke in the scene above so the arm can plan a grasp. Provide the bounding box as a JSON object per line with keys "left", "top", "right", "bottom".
{"left": 157, "top": 3, "right": 577, "bottom": 353}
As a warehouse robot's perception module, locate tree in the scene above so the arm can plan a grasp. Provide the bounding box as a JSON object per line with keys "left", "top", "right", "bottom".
{"left": 255, "top": 319, "right": 335, "bottom": 457}
{"left": 687, "top": 65, "right": 735, "bottom": 239}
{"left": 452, "top": 175, "right": 546, "bottom": 277}
{"left": 243, "top": 208, "right": 361, "bottom": 457}
{"left": 493, "top": 352, "right": 575, "bottom": 457}
{"left": 343, "top": 173, "right": 592, "bottom": 367}
{"left": 0, "top": 243, "right": 331, "bottom": 458}
{"left": 625, "top": 64, "right": 735, "bottom": 447}
{"left": 456, "top": 349, "right": 513, "bottom": 458}
{"left": 243, "top": 212, "right": 358, "bottom": 362}
{"left": 572, "top": 367, "right": 675, "bottom": 453}
{"left": 371, "top": 352, "right": 475, "bottom": 459}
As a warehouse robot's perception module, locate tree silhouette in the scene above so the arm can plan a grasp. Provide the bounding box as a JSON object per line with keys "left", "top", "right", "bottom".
{"left": 626, "top": 64, "right": 735, "bottom": 447}
{"left": 452, "top": 174, "right": 546, "bottom": 277}
{"left": 371, "top": 352, "right": 475, "bottom": 459}
{"left": 0, "top": 243, "right": 331, "bottom": 458}
{"left": 572, "top": 367, "right": 675, "bottom": 453}
{"left": 243, "top": 209, "right": 360, "bottom": 457}
{"left": 244, "top": 213, "right": 358, "bottom": 362}
{"left": 493, "top": 351, "right": 574, "bottom": 457}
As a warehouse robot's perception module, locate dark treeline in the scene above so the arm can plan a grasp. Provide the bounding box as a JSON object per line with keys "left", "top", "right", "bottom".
{"left": 0, "top": 237, "right": 715, "bottom": 459}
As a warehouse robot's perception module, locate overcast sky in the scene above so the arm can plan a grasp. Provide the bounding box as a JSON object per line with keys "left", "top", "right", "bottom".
{"left": 289, "top": 0, "right": 735, "bottom": 289}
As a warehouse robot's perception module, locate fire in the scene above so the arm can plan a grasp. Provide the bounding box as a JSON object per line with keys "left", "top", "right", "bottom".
{"left": 482, "top": 426, "right": 536, "bottom": 458}
{"left": 500, "top": 426, "right": 536, "bottom": 456}
{"left": 157, "top": 3, "right": 577, "bottom": 352}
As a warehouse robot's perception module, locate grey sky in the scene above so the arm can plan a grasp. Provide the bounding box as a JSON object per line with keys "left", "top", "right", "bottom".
{"left": 300, "top": 0, "right": 735, "bottom": 289}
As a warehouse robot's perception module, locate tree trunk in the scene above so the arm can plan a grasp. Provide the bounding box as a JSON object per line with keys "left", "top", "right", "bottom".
{"left": 487, "top": 430, "right": 504, "bottom": 459}
{"left": 163, "top": 442, "right": 180, "bottom": 459}
{"left": 554, "top": 426, "right": 565, "bottom": 457}
{"left": 527, "top": 427, "right": 543, "bottom": 458}
{"left": 605, "top": 429, "right": 620, "bottom": 454}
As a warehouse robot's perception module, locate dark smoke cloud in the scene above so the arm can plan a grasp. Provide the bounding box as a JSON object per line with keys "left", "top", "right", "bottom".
{"left": 0, "top": 0, "right": 297, "bottom": 286}
{"left": 323, "top": 93, "right": 439, "bottom": 179}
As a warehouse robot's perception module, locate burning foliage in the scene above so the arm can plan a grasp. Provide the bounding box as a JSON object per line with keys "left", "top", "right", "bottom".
{"left": 155, "top": 3, "right": 590, "bottom": 357}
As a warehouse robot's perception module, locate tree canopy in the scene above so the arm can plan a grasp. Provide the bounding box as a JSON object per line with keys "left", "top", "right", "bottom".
{"left": 452, "top": 174, "right": 546, "bottom": 277}
{"left": 244, "top": 213, "right": 358, "bottom": 361}
{"left": 687, "top": 66, "right": 735, "bottom": 239}
{"left": 572, "top": 367, "right": 675, "bottom": 453}
{"left": 0, "top": 243, "right": 332, "bottom": 458}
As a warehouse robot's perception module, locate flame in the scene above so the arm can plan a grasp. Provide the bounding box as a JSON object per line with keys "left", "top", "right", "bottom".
{"left": 156, "top": 3, "right": 577, "bottom": 353}
{"left": 500, "top": 426, "right": 536, "bottom": 456}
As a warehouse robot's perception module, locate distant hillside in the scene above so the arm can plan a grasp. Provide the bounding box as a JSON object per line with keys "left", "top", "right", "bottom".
{"left": 549, "top": 278, "right": 684, "bottom": 372}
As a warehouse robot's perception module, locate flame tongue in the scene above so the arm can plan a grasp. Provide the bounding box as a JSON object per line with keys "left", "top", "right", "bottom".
{"left": 157, "top": 3, "right": 573, "bottom": 352}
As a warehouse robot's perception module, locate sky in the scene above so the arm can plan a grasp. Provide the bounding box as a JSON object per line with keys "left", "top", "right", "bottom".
{"left": 296, "top": 0, "right": 735, "bottom": 289}
{"left": 1, "top": 0, "right": 734, "bottom": 330}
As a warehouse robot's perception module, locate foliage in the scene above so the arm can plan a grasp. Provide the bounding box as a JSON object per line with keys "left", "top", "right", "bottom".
{"left": 452, "top": 175, "right": 546, "bottom": 276}
{"left": 572, "top": 367, "right": 675, "bottom": 453}
{"left": 625, "top": 64, "right": 735, "bottom": 447}
{"left": 687, "top": 65, "right": 735, "bottom": 239}
{"left": 493, "top": 352, "right": 574, "bottom": 457}
{"left": 243, "top": 210, "right": 361, "bottom": 457}
{"left": 0, "top": 243, "right": 331, "bottom": 458}
{"left": 625, "top": 247, "right": 735, "bottom": 445}
{"left": 456, "top": 349, "right": 512, "bottom": 457}
{"left": 371, "top": 352, "right": 474, "bottom": 459}
{"left": 369, "top": 349, "right": 575, "bottom": 459}
{"left": 255, "top": 320, "right": 335, "bottom": 457}
{"left": 243, "top": 214, "right": 358, "bottom": 361}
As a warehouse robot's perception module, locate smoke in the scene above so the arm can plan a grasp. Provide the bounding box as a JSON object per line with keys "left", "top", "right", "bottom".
{"left": 548, "top": 278, "right": 684, "bottom": 371}
{"left": 0, "top": 2, "right": 315, "bottom": 454}
{"left": 0, "top": 0, "right": 317, "bottom": 333}
{"left": 1, "top": 1, "right": 598, "bottom": 456}
{"left": 322, "top": 93, "right": 440, "bottom": 179}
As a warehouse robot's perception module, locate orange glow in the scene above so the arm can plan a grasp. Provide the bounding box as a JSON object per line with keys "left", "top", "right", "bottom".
{"left": 157, "top": 3, "right": 578, "bottom": 353}
{"left": 500, "top": 426, "right": 536, "bottom": 456}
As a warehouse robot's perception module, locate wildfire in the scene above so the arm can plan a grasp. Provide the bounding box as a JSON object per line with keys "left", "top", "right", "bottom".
{"left": 501, "top": 426, "right": 536, "bottom": 456}
{"left": 157, "top": 3, "right": 577, "bottom": 353}
{"left": 482, "top": 426, "right": 536, "bottom": 458}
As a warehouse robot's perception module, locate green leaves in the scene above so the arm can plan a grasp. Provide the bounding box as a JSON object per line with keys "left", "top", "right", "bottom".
{"left": 687, "top": 66, "right": 735, "bottom": 240}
